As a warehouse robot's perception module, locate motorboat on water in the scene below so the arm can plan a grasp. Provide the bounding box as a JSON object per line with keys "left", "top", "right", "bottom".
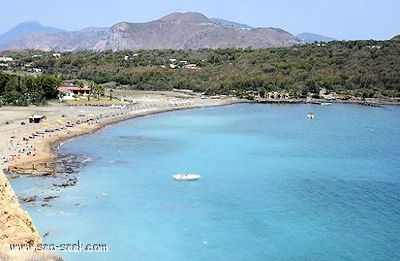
{"left": 172, "top": 174, "right": 201, "bottom": 181}
{"left": 306, "top": 112, "right": 315, "bottom": 119}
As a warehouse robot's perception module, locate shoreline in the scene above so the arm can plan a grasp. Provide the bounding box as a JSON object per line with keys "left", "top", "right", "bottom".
{"left": 255, "top": 97, "right": 400, "bottom": 106}
{"left": 3, "top": 95, "right": 244, "bottom": 175}
{"left": 0, "top": 92, "right": 244, "bottom": 258}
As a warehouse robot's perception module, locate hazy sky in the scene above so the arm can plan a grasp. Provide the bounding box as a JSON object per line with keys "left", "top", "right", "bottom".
{"left": 2, "top": 0, "right": 399, "bottom": 40}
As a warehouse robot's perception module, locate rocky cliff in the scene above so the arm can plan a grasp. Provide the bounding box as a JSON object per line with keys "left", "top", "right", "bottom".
{"left": 0, "top": 169, "right": 55, "bottom": 260}
{"left": 0, "top": 170, "right": 41, "bottom": 245}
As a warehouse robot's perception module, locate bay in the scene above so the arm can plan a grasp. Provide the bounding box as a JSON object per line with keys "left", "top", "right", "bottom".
{"left": 12, "top": 103, "right": 400, "bottom": 260}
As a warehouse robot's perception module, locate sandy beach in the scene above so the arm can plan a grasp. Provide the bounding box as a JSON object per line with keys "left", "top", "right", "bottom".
{"left": 1, "top": 91, "right": 242, "bottom": 174}
{"left": 0, "top": 90, "right": 243, "bottom": 259}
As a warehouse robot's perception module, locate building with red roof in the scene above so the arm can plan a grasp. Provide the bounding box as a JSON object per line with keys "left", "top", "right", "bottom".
{"left": 57, "top": 81, "right": 92, "bottom": 100}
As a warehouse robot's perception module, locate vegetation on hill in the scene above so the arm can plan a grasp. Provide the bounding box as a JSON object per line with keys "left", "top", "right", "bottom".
{"left": 0, "top": 39, "right": 399, "bottom": 105}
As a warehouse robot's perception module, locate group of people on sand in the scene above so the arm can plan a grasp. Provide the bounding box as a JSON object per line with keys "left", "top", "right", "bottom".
{"left": 0, "top": 107, "right": 133, "bottom": 166}
{"left": 1, "top": 100, "right": 214, "bottom": 167}
{"left": 2, "top": 140, "right": 37, "bottom": 164}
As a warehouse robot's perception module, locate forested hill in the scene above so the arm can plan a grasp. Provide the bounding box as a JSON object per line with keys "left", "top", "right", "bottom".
{"left": 1, "top": 39, "right": 399, "bottom": 105}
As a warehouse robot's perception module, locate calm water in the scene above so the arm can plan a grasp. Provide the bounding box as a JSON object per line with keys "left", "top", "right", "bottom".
{"left": 12, "top": 103, "right": 400, "bottom": 260}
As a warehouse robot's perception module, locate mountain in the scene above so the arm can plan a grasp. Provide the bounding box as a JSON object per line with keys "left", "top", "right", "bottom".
{"left": 1, "top": 27, "right": 109, "bottom": 52}
{"left": 0, "top": 21, "right": 65, "bottom": 46}
{"left": 392, "top": 35, "right": 400, "bottom": 41}
{"left": 103, "top": 12, "right": 301, "bottom": 51}
{"left": 0, "top": 12, "right": 302, "bottom": 51}
{"left": 210, "top": 18, "right": 253, "bottom": 29}
{"left": 297, "top": 32, "right": 335, "bottom": 42}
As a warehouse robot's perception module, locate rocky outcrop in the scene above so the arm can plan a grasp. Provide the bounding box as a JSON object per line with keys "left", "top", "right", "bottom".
{"left": 0, "top": 169, "right": 49, "bottom": 260}
{"left": 0, "top": 170, "right": 41, "bottom": 245}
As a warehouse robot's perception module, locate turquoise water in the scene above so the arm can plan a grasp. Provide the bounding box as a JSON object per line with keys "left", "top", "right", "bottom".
{"left": 12, "top": 103, "right": 400, "bottom": 260}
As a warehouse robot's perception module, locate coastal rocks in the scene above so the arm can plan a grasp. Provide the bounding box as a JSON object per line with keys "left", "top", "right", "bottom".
{"left": 7, "top": 161, "right": 56, "bottom": 176}
{"left": 27, "top": 195, "right": 61, "bottom": 207}
{"left": 43, "top": 195, "right": 60, "bottom": 202}
{"left": 21, "top": 195, "right": 38, "bottom": 203}
{"left": 14, "top": 154, "right": 91, "bottom": 209}
{"left": 6, "top": 153, "right": 92, "bottom": 177}
{"left": 0, "top": 169, "right": 41, "bottom": 247}
{"left": 53, "top": 176, "right": 78, "bottom": 188}
{"left": 55, "top": 153, "right": 93, "bottom": 174}
{"left": 18, "top": 191, "right": 63, "bottom": 208}
{"left": 50, "top": 153, "right": 92, "bottom": 187}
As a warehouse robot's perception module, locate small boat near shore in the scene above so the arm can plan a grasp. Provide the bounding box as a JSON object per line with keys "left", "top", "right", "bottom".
{"left": 306, "top": 112, "right": 315, "bottom": 119}
{"left": 172, "top": 174, "right": 201, "bottom": 181}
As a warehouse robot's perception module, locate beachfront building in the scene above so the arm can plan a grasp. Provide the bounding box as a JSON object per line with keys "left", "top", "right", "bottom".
{"left": 28, "top": 115, "right": 46, "bottom": 123}
{"left": 57, "top": 80, "right": 92, "bottom": 101}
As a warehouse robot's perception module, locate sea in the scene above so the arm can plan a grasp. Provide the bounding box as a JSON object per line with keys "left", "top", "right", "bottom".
{"left": 11, "top": 103, "right": 400, "bottom": 260}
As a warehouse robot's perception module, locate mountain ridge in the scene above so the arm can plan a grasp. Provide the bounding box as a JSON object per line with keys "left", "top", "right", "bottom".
{"left": 0, "top": 21, "right": 65, "bottom": 46}
{"left": 0, "top": 12, "right": 302, "bottom": 51}
{"left": 210, "top": 18, "right": 254, "bottom": 29}
{"left": 296, "top": 32, "right": 335, "bottom": 42}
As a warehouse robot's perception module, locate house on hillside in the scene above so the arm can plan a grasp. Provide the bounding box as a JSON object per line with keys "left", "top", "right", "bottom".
{"left": 0, "top": 56, "right": 13, "bottom": 70}
{"left": 183, "top": 64, "right": 199, "bottom": 69}
{"left": 0, "top": 56, "right": 13, "bottom": 62}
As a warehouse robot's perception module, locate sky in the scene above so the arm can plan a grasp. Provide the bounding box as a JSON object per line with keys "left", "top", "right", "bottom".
{"left": 2, "top": 0, "right": 399, "bottom": 40}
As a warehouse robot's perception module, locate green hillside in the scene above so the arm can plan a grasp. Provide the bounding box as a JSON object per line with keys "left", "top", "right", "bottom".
{"left": 1, "top": 39, "right": 399, "bottom": 105}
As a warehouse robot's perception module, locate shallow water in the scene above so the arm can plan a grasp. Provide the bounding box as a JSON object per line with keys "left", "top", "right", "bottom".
{"left": 12, "top": 103, "right": 400, "bottom": 260}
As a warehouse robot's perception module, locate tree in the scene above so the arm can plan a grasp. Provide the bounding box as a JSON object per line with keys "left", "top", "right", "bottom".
{"left": 37, "top": 75, "right": 61, "bottom": 100}
{"left": 109, "top": 89, "right": 113, "bottom": 100}
{"left": 0, "top": 72, "right": 11, "bottom": 95}
{"left": 89, "top": 82, "right": 105, "bottom": 100}
{"left": 258, "top": 87, "right": 267, "bottom": 98}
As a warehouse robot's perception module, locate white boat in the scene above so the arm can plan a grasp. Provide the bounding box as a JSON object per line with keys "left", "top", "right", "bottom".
{"left": 320, "top": 102, "right": 332, "bottom": 106}
{"left": 172, "top": 174, "right": 201, "bottom": 181}
{"left": 306, "top": 113, "right": 315, "bottom": 119}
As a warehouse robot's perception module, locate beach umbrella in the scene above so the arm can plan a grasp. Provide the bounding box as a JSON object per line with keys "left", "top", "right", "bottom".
{"left": 56, "top": 119, "right": 63, "bottom": 124}
{"left": 42, "top": 122, "right": 50, "bottom": 126}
